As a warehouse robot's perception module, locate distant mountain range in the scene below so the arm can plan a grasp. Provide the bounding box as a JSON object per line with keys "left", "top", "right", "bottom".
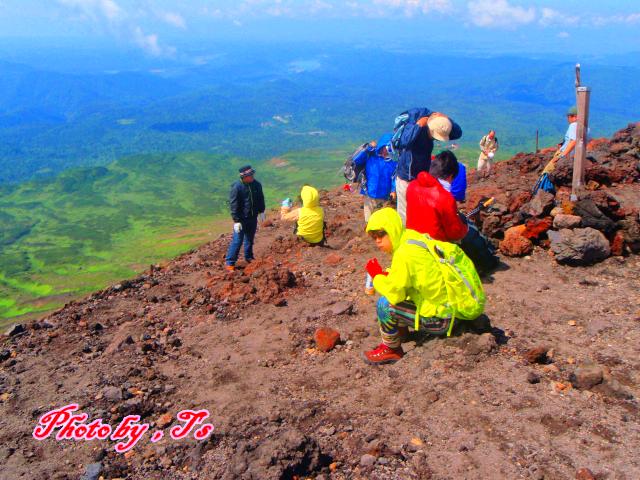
{"left": 1, "top": 46, "right": 639, "bottom": 184}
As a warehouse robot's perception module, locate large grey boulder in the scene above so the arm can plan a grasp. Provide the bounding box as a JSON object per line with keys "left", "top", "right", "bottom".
{"left": 548, "top": 228, "right": 611, "bottom": 266}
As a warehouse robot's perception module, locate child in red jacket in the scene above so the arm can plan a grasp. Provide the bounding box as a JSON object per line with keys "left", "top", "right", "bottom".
{"left": 405, "top": 150, "right": 468, "bottom": 242}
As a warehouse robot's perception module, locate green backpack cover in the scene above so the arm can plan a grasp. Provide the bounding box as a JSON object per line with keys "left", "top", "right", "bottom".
{"left": 407, "top": 235, "right": 486, "bottom": 336}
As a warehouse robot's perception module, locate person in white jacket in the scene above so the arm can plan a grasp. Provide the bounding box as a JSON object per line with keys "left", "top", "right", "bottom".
{"left": 477, "top": 130, "right": 498, "bottom": 178}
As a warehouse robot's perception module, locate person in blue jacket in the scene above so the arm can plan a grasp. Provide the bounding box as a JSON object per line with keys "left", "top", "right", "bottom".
{"left": 353, "top": 133, "right": 397, "bottom": 222}
{"left": 392, "top": 108, "right": 462, "bottom": 224}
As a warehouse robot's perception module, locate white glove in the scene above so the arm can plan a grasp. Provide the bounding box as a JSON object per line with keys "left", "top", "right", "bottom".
{"left": 488, "top": 152, "right": 495, "bottom": 159}
{"left": 259, "top": 212, "right": 266, "bottom": 223}
{"left": 233, "top": 222, "right": 242, "bottom": 233}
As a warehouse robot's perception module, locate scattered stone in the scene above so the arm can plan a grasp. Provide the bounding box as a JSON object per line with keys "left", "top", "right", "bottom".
{"left": 318, "top": 426, "right": 336, "bottom": 436}
{"left": 553, "top": 214, "right": 582, "bottom": 229}
{"left": 575, "top": 467, "right": 596, "bottom": 480}
{"left": 314, "top": 328, "right": 340, "bottom": 352}
{"left": 524, "top": 346, "right": 549, "bottom": 364}
{"left": 570, "top": 364, "right": 604, "bottom": 390}
{"left": 102, "top": 386, "right": 123, "bottom": 402}
{"left": 90, "top": 322, "right": 104, "bottom": 332}
{"left": 323, "top": 253, "right": 343, "bottom": 267}
{"left": 329, "top": 301, "right": 354, "bottom": 316}
{"left": 5, "top": 324, "right": 25, "bottom": 337}
{"left": 360, "top": 454, "right": 377, "bottom": 467}
{"left": 80, "top": 462, "right": 102, "bottom": 480}
{"left": 527, "top": 372, "right": 541, "bottom": 384}
{"left": 549, "top": 228, "right": 611, "bottom": 266}
{"left": 156, "top": 413, "right": 173, "bottom": 428}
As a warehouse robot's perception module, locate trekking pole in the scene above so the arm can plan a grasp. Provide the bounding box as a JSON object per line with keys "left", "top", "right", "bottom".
{"left": 465, "top": 197, "right": 494, "bottom": 219}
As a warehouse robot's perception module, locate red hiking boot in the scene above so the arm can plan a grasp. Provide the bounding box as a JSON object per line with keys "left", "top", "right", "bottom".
{"left": 363, "top": 343, "right": 404, "bottom": 365}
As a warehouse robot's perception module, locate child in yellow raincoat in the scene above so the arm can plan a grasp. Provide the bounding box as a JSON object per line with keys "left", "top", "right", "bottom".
{"left": 281, "top": 185, "right": 325, "bottom": 245}
{"left": 364, "top": 208, "right": 485, "bottom": 365}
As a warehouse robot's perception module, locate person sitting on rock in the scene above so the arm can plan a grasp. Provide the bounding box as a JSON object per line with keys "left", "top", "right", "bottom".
{"left": 351, "top": 133, "right": 397, "bottom": 222}
{"left": 280, "top": 185, "right": 325, "bottom": 245}
{"left": 405, "top": 150, "right": 468, "bottom": 242}
{"left": 363, "top": 208, "right": 485, "bottom": 365}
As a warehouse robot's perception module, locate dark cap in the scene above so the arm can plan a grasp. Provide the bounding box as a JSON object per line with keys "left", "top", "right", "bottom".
{"left": 239, "top": 165, "right": 255, "bottom": 178}
{"left": 567, "top": 106, "right": 578, "bottom": 116}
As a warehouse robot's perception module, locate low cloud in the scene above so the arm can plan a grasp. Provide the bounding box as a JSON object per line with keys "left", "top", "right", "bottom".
{"left": 57, "top": 0, "right": 178, "bottom": 57}
{"left": 157, "top": 11, "right": 187, "bottom": 29}
{"left": 539, "top": 8, "right": 579, "bottom": 26}
{"left": 57, "top": 0, "right": 122, "bottom": 21}
{"left": 133, "top": 26, "right": 176, "bottom": 57}
{"left": 591, "top": 12, "right": 640, "bottom": 26}
{"left": 373, "top": 0, "right": 453, "bottom": 16}
{"left": 467, "top": 0, "right": 535, "bottom": 28}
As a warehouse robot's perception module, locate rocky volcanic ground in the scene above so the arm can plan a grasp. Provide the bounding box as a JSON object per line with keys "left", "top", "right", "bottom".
{"left": 1, "top": 124, "right": 639, "bottom": 480}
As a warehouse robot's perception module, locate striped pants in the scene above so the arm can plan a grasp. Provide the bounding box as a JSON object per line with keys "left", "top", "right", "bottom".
{"left": 377, "top": 296, "right": 451, "bottom": 348}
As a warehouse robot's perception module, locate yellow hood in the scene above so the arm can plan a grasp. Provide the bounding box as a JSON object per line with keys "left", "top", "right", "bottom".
{"left": 366, "top": 207, "right": 403, "bottom": 252}
{"left": 297, "top": 185, "right": 324, "bottom": 244}
{"left": 301, "top": 185, "right": 319, "bottom": 208}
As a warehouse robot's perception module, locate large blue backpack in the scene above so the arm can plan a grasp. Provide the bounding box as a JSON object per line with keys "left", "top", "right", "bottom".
{"left": 391, "top": 108, "right": 433, "bottom": 151}
{"left": 342, "top": 143, "right": 369, "bottom": 185}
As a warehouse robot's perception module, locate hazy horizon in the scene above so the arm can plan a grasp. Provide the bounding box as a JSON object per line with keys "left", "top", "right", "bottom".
{"left": 1, "top": 1, "right": 639, "bottom": 69}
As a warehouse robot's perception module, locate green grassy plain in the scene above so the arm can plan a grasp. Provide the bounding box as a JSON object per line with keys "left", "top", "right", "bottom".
{"left": 0, "top": 148, "right": 346, "bottom": 326}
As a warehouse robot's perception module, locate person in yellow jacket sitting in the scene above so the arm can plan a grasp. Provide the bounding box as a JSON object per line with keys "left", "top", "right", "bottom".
{"left": 280, "top": 185, "right": 325, "bottom": 245}
{"left": 363, "top": 207, "right": 485, "bottom": 365}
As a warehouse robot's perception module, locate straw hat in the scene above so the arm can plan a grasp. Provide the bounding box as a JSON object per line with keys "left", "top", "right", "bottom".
{"left": 427, "top": 116, "right": 453, "bottom": 141}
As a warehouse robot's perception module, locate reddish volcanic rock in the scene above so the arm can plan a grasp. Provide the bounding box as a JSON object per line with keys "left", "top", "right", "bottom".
{"left": 611, "top": 230, "right": 625, "bottom": 256}
{"left": 522, "top": 217, "right": 553, "bottom": 240}
{"left": 323, "top": 253, "right": 344, "bottom": 267}
{"left": 509, "top": 191, "right": 531, "bottom": 213}
{"left": 500, "top": 225, "right": 534, "bottom": 257}
{"left": 314, "top": 327, "right": 340, "bottom": 352}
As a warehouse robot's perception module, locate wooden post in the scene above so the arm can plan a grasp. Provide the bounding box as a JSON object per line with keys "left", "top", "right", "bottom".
{"left": 535, "top": 129, "right": 539, "bottom": 153}
{"left": 571, "top": 64, "right": 590, "bottom": 201}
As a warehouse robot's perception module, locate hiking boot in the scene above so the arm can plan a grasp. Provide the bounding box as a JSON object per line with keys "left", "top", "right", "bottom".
{"left": 224, "top": 265, "right": 235, "bottom": 272}
{"left": 363, "top": 343, "right": 404, "bottom": 365}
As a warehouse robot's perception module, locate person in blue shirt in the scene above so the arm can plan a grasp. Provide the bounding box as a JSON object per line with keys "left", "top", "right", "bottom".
{"left": 450, "top": 161, "right": 467, "bottom": 202}
{"left": 392, "top": 108, "right": 462, "bottom": 224}
{"left": 352, "top": 133, "right": 397, "bottom": 222}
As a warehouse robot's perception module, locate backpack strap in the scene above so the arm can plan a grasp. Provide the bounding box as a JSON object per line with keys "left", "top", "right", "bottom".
{"left": 407, "top": 237, "right": 480, "bottom": 336}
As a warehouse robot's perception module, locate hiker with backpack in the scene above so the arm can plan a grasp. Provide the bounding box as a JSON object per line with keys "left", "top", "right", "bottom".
{"left": 406, "top": 151, "right": 499, "bottom": 276}
{"left": 477, "top": 130, "right": 499, "bottom": 178}
{"left": 280, "top": 185, "right": 326, "bottom": 245}
{"left": 391, "top": 108, "right": 462, "bottom": 224}
{"left": 363, "top": 207, "right": 485, "bottom": 365}
{"left": 351, "top": 133, "right": 397, "bottom": 221}
{"left": 224, "top": 165, "right": 266, "bottom": 271}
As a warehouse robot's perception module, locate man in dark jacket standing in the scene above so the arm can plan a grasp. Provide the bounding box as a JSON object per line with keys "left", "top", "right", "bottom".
{"left": 392, "top": 108, "right": 462, "bottom": 224}
{"left": 225, "top": 165, "right": 265, "bottom": 271}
